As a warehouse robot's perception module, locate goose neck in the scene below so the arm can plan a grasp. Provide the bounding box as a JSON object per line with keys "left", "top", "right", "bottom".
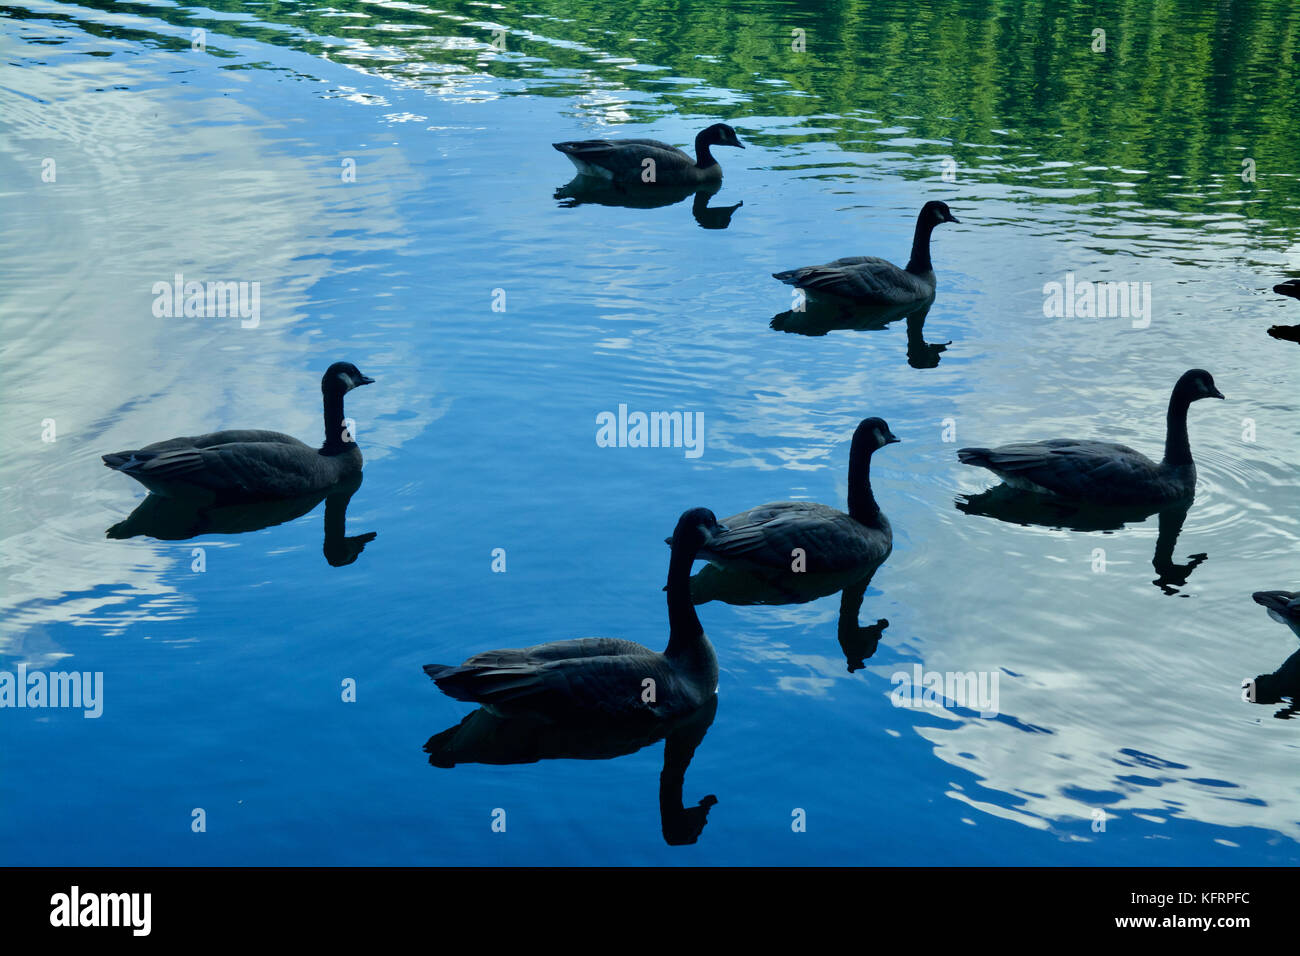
{"left": 693, "top": 131, "right": 718, "bottom": 170}
{"left": 322, "top": 388, "right": 348, "bottom": 454}
{"left": 1162, "top": 391, "right": 1193, "bottom": 467}
{"left": 665, "top": 543, "right": 706, "bottom": 659}
{"left": 847, "top": 448, "right": 881, "bottom": 524}
{"left": 904, "top": 213, "right": 937, "bottom": 275}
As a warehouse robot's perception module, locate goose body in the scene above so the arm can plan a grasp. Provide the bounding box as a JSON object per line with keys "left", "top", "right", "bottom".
{"left": 774, "top": 201, "right": 958, "bottom": 306}
{"left": 701, "top": 502, "right": 891, "bottom": 573}
{"left": 672, "top": 418, "right": 898, "bottom": 575}
{"left": 425, "top": 508, "right": 723, "bottom": 720}
{"left": 957, "top": 369, "right": 1223, "bottom": 507}
{"left": 103, "top": 362, "right": 374, "bottom": 501}
{"left": 553, "top": 123, "right": 744, "bottom": 187}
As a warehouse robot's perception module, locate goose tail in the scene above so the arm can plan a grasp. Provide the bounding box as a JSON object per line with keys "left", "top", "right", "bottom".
{"left": 956, "top": 447, "right": 993, "bottom": 467}
{"left": 423, "top": 663, "right": 479, "bottom": 703}
{"left": 102, "top": 450, "right": 155, "bottom": 472}
{"left": 1253, "top": 591, "right": 1299, "bottom": 615}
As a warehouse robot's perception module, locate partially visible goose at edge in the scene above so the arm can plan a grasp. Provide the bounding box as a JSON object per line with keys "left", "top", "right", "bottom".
{"left": 424, "top": 507, "right": 724, "bottom": 720}
{"left": 1246, "top": 591, "right": 1300, "bottom": 712}
{"left": 553, "top": 123, "right": 745, "bottom": 187}
{"left": 774, "top": 201, "right": 959, "bottom": 307}
{"left": 103, "top": 361, "right": 374, "bottom": 501}
{"left": 1268, "top": 278, "right": 1300, "bottom": 344}
{"left": 668, "top": 418, "right": 899, "bottom": 575}
{"left": 957, "top": 369, "right": 1223, "bottom": 507}
{"left": 1253, "top": 590, "right": 1300, "bottom": 639}
{"left": 1274, "top": 279, "right": 1300, "bottom": 300}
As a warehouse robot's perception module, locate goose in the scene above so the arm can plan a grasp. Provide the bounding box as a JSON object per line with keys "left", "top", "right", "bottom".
{"left": 773, "top": 201, "right": 959, "bottom": 306}
{"left": 103, "top": 361, "right": 374, "bottom": 501}
{"left": 553, "top": 123, "right": 745, "bottom": 187}
{"left": 424, "top": 507, "right": 724, "bottom": 720}
{"left": 668, "top": 418, "right": 898, "bottom": 574}
{"left": 957, "top": 369, "right": 1223, "bottom": 507}
{"left": 1253, "top": 590, "right": 1300, "bottom": 639}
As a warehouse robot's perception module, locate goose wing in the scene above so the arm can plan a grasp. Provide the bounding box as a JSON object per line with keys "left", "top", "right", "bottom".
{"left": 773, "top": 257, "right": 932, "bottom": 304}
{"left": 700, "top": 502, "right": 888, "bottom": 571}
{"left": 425, "top": 639, "right": 688, "bottom": 717}
{"left": 958, "top": 439, "right": 1161, "bottom": 499}
{"left": 103, "top": 438, "right": 328, "bottom": 496}
{"left": 553, "top": 138, "right": 693, "bottom": 177}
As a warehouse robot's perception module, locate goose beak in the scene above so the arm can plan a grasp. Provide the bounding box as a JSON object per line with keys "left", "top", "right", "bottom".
{"left": 886, "top": 432, "right": 901, "bottom": 444}
{"left": 1211, "top": 388, "right": 1224, "bottom": 399}
{"left": 946, "top": 212, "right": 960, "bottom": 223}
{"left": 357, "top": 374, "right": 376, "bottom": 386}
{"left": 734, "top": 138, "right": 746, "bottom": 149}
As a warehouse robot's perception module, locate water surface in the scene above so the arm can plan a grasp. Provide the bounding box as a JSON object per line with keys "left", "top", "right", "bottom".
{"left": 2, "top": 0, "right": 1299, "bottom": 865}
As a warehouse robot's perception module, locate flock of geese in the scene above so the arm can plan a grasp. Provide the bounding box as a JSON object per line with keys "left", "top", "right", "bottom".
{"left": 99, "top": 121, "right": 1300, "bottom": 838}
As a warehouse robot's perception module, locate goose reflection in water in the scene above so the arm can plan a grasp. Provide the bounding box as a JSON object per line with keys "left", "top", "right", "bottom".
{"left": 106, "top": 473, "right": 376, "bottom": 567}
{"left": 554, "top": 177, "right": 743, "bottom": 230}
{"left": 770, "top": 299, "right": 950, "bottom": 368}
{"left": 956, "top": 488, "right": 1206, "bottom": 595}
{"left": 687, "top": 563, "right": 891, "bottom": 673}
{"left": 424, "top": 696, "right": 719, "bottom": 846}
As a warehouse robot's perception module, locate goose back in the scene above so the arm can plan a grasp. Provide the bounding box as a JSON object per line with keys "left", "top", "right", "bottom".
{"left": 773, "top": 256, "right": 936, "bottom": 305}
{"left": 701, "top": 502, "right": 891, "bottom": 573}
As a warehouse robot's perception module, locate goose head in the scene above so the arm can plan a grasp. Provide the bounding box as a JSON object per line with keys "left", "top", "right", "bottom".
{"left": 699, "top": 123, "right": 745, "bottom": 150}
{"left": 1173, "top": 368, "right": 1224, "bottom": 404}
{"left": 852, "top": 416, "right": 901, "bottom": 455}
{"left": 671, "top": 507, "right": 727, "bottom": 554}
{"left": 322, "top": 361, "right": 376, "bottom": 395}
{"left": 921, "top": 200, "right": 959, "bottom": 226}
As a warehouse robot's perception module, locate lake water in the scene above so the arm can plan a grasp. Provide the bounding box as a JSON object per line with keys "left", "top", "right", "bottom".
{"left": 2, "top": 0, "right": 1298, "bottom": 865}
